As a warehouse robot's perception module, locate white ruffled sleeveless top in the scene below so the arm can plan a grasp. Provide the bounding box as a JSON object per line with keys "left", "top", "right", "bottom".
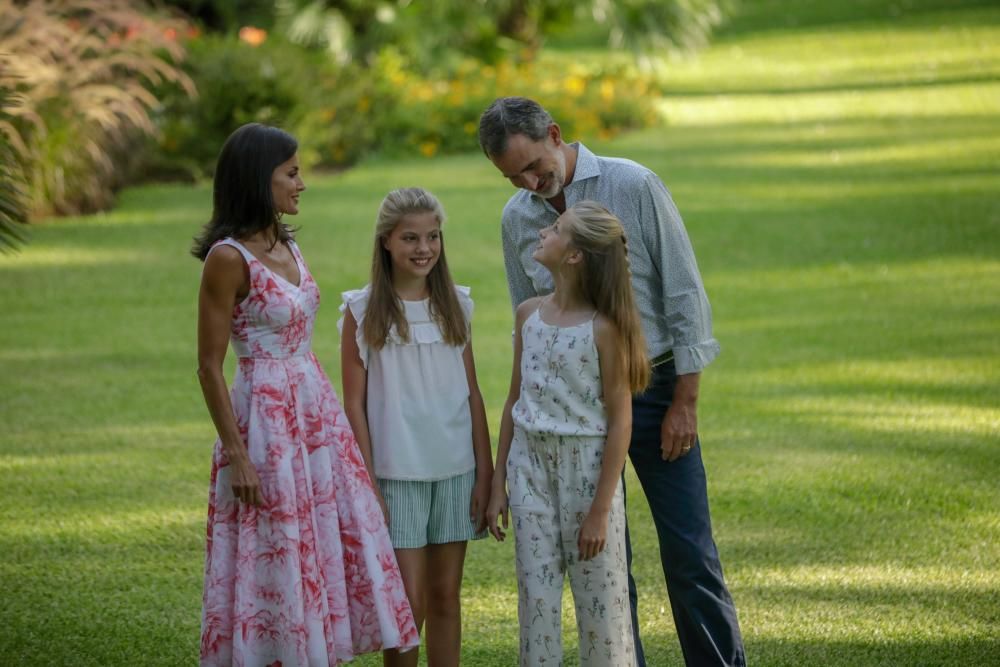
{"left": 339, "top": 285, "right": 476, "bottom": 481}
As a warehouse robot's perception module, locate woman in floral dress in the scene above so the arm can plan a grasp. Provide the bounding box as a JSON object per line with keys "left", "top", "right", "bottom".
{"left": 193, "top": 123, "right": 418, "bottom": 666}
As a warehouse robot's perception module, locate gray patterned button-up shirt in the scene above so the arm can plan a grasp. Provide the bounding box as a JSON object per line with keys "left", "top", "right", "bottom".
{"left": 500, "top": 142, "right": 720, "bottom": 375}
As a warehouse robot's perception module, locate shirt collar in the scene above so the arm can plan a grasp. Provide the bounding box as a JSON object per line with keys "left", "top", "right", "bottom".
{"left": 528, "top": 142, "right": 601, "bottom": 202}
{"left": 568, "top": 142, "right": 600, "bottom": 185}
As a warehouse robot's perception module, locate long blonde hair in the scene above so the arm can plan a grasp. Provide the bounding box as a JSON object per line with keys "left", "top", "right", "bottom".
{"left": 563, "top": 201, "right": 650, "bottom": 393}
{"left": 363, "top": 187, "right": 468, "bottom": 350}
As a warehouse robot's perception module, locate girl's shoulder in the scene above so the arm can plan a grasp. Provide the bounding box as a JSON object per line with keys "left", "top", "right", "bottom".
{"left": 338, "top": 284, "right": 371, "bottom": 332}
{"left": 341, "top": 284, "right": 371, "bottom": 309}
{"left": 454, "top": 284, "right": 473, "bottom": 319}
{"left": 592, "top": 313, "right": 622, "bottom": 346}
{"left": 514, "top": 295, "right": 544, "bottom": 323}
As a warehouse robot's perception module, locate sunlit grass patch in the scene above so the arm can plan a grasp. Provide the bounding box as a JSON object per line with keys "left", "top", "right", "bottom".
{"left": 659, "top": 81, "right": 1000, "bottom": 128}
{"left": 0, "top": 246, "right": 153, "bottom": 269}
{"left": 665, "top": 8, "right": 1000, "bottom": 93}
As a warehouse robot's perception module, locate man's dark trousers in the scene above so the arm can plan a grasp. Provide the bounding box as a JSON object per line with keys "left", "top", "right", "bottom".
{"left": 624, "top": 360, "right": 745, "bottom": 666}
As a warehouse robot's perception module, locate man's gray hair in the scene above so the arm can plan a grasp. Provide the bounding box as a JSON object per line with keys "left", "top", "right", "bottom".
{"left": 478, "top": 97, "right": 554, "bottom": 158}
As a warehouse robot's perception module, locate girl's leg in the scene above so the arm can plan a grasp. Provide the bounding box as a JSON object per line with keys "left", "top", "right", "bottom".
{"left": 424, "top": 540, "right": 468, "bottom": 666}
{"left": 508, "top": 430, "right": 565, "bottom": 666}
{"left": 384, "top": 547, "right": 427, "bottom": 667}
{"left": 562, "top": 437, "right": 635, "bottom": 667}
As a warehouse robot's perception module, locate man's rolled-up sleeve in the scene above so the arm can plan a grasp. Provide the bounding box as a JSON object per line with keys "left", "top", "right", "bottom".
{"left": 638, "top": 172, "right": 721, "bottom": 374}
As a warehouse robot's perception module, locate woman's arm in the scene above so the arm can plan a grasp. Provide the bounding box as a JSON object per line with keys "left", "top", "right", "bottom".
{"left": 340, "top": 308, "right": 387, "bottom": 517}
{"left": 462, "top": 337, "right": 494, "bottom": 532}
{"left": 486, "top": 296, "right": 539, "bottom": 541}
{"left": 578, "top": 315, "right": 633, "bottom": 561}
{"left": 196, "top": 247, "right": 262, "bottom": 506}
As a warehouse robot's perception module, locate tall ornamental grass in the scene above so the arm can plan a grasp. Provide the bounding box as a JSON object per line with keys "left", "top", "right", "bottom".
{"left": 0, "top": 0, "right": 194, "bottom": 217}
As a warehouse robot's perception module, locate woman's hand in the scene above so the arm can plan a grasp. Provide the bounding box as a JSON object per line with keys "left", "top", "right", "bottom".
{"left": 229, "top": 454, "right": 263, "bottom": 507}
{"left": 486, "top": 483, "right": 510, "bottom": 542}
{"left": 578, "top": 507, "right": 609, "bottom": 561}
{"left": 470, "top": 474, "right": 491, "bottom": 533}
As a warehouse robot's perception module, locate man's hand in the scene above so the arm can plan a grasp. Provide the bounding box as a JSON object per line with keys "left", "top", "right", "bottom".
{"left": 660, "top": 372, "right": 700, "bottom": 462}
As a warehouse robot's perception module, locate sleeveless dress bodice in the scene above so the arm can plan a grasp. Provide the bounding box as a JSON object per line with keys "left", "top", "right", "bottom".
{"left": 225, "top": 238, "right": 317, "bottom": 360}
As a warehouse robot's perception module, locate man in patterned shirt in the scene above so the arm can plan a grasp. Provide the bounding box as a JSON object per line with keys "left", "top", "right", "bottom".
{"left": 479, "top": 96, "right": 745, "bottom": 666}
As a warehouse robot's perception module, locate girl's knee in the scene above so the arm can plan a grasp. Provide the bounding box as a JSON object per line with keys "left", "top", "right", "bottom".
{"left": 426, "top": 582, "right": 462, "bottom": 615}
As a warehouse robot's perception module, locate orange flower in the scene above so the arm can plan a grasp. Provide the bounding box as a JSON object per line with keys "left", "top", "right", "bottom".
{"left": 239, "top": 26, "right": 267, "bottom": 47}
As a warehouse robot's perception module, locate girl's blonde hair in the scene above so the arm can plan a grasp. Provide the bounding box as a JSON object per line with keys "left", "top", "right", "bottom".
{"left": 364, "top": 187, "right": 469, "bottom": 350}
{"left": 563, "top": 201, "right": 650, "bottom": 393}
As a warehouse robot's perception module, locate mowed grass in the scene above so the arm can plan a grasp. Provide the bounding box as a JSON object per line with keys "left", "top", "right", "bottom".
{"left": 2, "top": 2, "right": 999, "bottom": 665}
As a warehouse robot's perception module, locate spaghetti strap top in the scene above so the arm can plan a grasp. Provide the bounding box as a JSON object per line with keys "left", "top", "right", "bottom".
{"left": 512, "top": 300, "right": 607, "bottom": 437}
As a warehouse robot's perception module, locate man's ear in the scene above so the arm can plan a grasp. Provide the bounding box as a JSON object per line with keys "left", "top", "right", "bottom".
{"left": 548, "top": 123, "right": 563, "bottom": 146}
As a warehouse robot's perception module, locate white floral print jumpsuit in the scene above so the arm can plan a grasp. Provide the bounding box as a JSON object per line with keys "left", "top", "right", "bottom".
{"left": 508, "top": 304, "right": 634, "bottom": 666}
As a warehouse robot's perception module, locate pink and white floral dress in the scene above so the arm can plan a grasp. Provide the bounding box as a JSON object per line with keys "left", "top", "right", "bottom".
{"left": 200, "top": 238, "right": 419, "bottom": 667}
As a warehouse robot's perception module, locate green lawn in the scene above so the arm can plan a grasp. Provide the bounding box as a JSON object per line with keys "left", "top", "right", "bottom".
{"left": 2, "top": 1, "right": 999, "bottom": 665}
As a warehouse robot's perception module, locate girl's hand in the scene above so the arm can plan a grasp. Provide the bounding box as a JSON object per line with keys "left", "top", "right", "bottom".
{"left": 229, "top": 455, "right": 263, "bottom": 507}
{"left": 578, "top": 508, "right": 609, "bottom": 561}
{"left": 486, "top": 485, "right": 509, "bottom": 542}
{"left": 470, "top": 475, "right": 491, "bottom": 533}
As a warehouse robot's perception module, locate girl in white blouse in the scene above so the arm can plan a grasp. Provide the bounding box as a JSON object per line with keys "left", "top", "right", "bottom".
{"left": 487, "top": 201, "right": 650, "bottom": 666}
{"left": 339, "top": 187, "right": 493, "bottom": 667}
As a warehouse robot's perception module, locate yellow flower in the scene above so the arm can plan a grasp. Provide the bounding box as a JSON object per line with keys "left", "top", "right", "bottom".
{"left": 414, "top": 84, "right": 434, "bottom": 102}
{"left": 463, "top": 122, "right": 476, "bottom": 135}
{"left": 446, "top": 89, "right": 464, "bottom": 105}
{"left": 564, "top": 76, "right": 586, "bottom": 96}
{"left": 419, "top": 141, "right": 439, "bottom": 158}
{"left": 600, "top": 79, "right": 615, "bottom": 102}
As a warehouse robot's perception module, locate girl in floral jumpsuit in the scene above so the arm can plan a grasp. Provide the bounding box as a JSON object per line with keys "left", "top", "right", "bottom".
{"left": 487, "top": 200, "right": 650, "bottom": 666}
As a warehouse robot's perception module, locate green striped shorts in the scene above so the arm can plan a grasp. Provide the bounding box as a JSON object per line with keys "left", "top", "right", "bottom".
{"left": 377, "top": 469, "right": 486, "bottom": 549}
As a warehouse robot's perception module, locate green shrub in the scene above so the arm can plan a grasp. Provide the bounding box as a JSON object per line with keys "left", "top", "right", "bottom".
{"left": 154, "top": 33, "right": 337, "bottom": 178}
{"left": 364, "top": 53, "right": 658, "bottom": 160}
{"left": 152, "top": 32, "right": 658, "bottom": 175}
{"left": 293, "top": 61, "right": 387, "bottom": 168}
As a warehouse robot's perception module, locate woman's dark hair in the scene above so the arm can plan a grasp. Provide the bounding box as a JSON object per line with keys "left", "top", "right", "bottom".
{"left": 191, "top": 123, "right": 298, "bottom": 260}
